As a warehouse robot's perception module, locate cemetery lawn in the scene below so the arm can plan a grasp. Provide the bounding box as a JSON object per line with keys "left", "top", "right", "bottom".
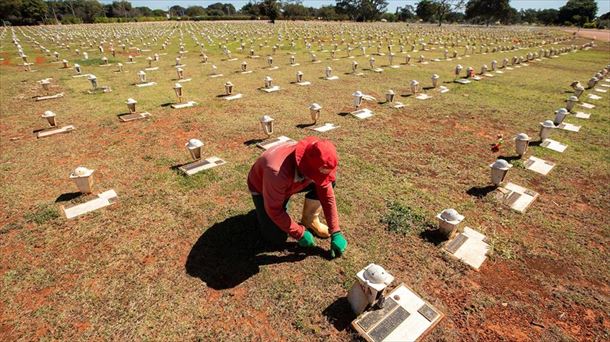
{"left": 1, "top": 24, "right": 609, "bottom": 341}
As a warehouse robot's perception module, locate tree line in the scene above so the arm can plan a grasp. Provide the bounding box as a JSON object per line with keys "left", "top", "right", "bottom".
{"left": 0, "top": 0, "right": 606, "bottom": 28}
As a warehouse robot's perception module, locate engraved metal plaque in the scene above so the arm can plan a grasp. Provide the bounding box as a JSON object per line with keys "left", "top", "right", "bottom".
{"left": 182, "top": 159, "right": 211, "bottom": 171}
{"left": 356, "top": 298, "right": 398, "bottom": 331}
{"left": 445, "top": 233, "right": 467, "bottom": 254}
{"left": 418, "top": 304, "right": 439, "bottom": 322}
{"left": 504, "top": 191, "right": 522, "bottom": 206}
{"left": 523, "top": 159, "right": 535, "bottom": 168}
{"left": 540, "top": 140, "right": 550, "bottom": 148}
{"left": 368, "top": 306, "right": 410, "bottom": 342}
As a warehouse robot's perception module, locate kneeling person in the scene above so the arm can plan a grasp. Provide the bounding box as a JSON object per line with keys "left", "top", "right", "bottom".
{"left": 248, "top": 137, "right": 347, "bottom": 257}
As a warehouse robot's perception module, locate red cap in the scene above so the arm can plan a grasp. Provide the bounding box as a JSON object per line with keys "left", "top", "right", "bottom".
{"left": 295, "top": 137, "right": 338, "bottom": 187}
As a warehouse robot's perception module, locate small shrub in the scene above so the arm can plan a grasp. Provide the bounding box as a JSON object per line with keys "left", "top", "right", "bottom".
{"left": 25, "top": 204, "right": 59, "bottom": 225}
{"left": 380, "top": 201, "right": 428, "bottom": 235}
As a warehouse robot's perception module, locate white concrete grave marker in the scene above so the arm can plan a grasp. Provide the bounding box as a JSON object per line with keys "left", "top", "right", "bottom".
{"left": 350, "top": 91, "right": 375, "bottom": 119}
{"left": 179, "top": 139, "right": 226, "bottom": 176}
{"left": 256, "top": 115, "right": 294, "bottom": 150}
{"left": 266, "top": 56, "right": 278, "bottom": 70}
{"left": 63, "top": 189, "right": 118, "bottom": 219}
{"left": 87, "top": 74, "right": 111, "bottom": 93}
{"left": 261, "top": 76, "right": 280, "bottom": 92}
{"left": 540, "top": 139, "right": 568, "bottom": 153}
{"left": 579, "top": 102, "right": 595, "bottom": 109}
{"left": 524, "top": 156, "right": 555, "bottom": 176}
{"left": 587, "top": 94, "right": 602, "bottom": 100}
{"left": 351, "top": 61, "right": 364, "bottom": 76}
{"left": 295, "top": 71, "right": 310, "bottom": 86}
{"left": 222, "top": 81, "right": 242, "bottom": 100}
{"left": 557, "top": 122, "right": 581, "bottom": 132}
{"left": 119, "top": 98, "right": 150, "bottom": 122}
{"left": 385, "top": 89, "right": 405, "bottom": 108}
{"left": 36, "top": 111, "right": 75, "bottom": 138}
{"left": 539, "top": 120, "right": 556, "bottom": 140}
{"left": 594, "top": 88, "right": 607, "bottom": 93}
{"left": 348, "top": 264, "right": 394, "bottom": 315}
{"left": 514, "top": 133, "right": 530, "bottom": 157}
{"left": 352, "top": 279, "right": 444, "bottom": 342}
{"left": 310, "top": 123, "right": 340, "bottom": 133}
{"left": 443, "top": 227, "right": 489, "bottom": 270}
{"left": 36, "top": 78, "right": 64, "bottom": 101}
{"left": 573, "top": 111, "right": 591, "bottom": 119}
{"left": 495, "top": 182, "right": 539, "bottom": 213}
{"left": 171, "top": 83, "right": 197, "bottom": 109}
{"left": 369, "top": 57, "right": 383, "bottom": 73}
{"left": 436, "top": 208, "right": 464, "bottom": 239}
{"left": 135, "top": 70, "right": 156, "bottom": 87}
{"left": 209, "top": 65, "right": 223, "bottom": 78}
{"left": 490, "top": 159, "right": 512, "bottom": 187}
{"left": 324, "top": 66, "right": 339, "bottom": 80}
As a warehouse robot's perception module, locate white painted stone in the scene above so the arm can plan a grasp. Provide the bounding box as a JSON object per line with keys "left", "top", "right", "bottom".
{"left": 224, "top": 94, "right": 242, "bottom": 101}
{"left": 350, "top": 108, "right": 374, "bottom": 120}
{"left": 63, "top": 189, "right": 117, "bottom": 219}
{"left": 257, "top": 136, "right": 295, "bottom": 150}
{"left": 171, "top": 101, "right": 197, "bottom": 109}
{"left": 136, "top": 82, "right": 156, "bottom": 87}
{"left": 444, "top": 227, "right": 489, "bottom": 270}
{"left": 262, "top": 85, "right": 280, "bottom": 93}
{"left": 36, "top": 125, "right": 75, "bottom": 138}
{"left": 179, "top": 156, "right": 226, "bottom": 176}
{"left": 498, "top": 182, "right": 539, "bottom": 213}
{"left": 574, "top": 112, "right": 591, "bottom": 119}
{"left": 524, "top": 156, "right": 555, "bottom": 175}
{"left": 557, "top": 123, "right": 581, "bottom": 132}
{"left": 541, "top": 139, "right": 568, "bottom": 153}
{"left": 310, "top": 123, "right": 339, "bottom": 132}
{"left": 36, "top": 93, "right": 64, "bottom": 101}
{"left": 580, "top": 102, "right": 595, "bottom": 109}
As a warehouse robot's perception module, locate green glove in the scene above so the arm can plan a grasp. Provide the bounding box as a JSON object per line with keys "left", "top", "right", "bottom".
{"left": 298, "top": 230, "right": 316, "bottom": 248}
{"left": 330, "top": 232, "right": 347, "bottom": 258}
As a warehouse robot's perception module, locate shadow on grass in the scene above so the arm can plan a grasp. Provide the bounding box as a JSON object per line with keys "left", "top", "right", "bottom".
{"left": 530, "top": 140, "right": 543, "bottom": 147}
{"left": 497, "top": 155, "right": 522, "bottom": 162}
{"left": 186, "top": 211, "right": 327, "bottom": 290}
{"left": 55, "top": 192, "right": 83, "bottom": 203}
{"left": 160, "top": 102, "right": 173, "bottom": 107}
{"left": 337, "top": 112, "right": 351, "bottom": 117}
{"left": 322, "top": 297, "right": 355, "bottom": 332}
{"left": 296, "top": 123, "right": 315, "bottom": 129}
{"left": 466, "top": 185, "right": 497, "bottom": 198}
{"left": 244, "top": 138, "right": 264, "bottom": 146}
{"left": 419, "top": 228, "right": 446, "bottom": 246}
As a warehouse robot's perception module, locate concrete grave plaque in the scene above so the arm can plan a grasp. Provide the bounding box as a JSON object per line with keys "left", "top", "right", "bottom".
{"left": 119, "top": 112, "right": 151, "bottom": 122}
{"left": 587, "top": 94, "right": 602, "bottom": 100}
{"left": 415, "top": 94, "right": 431, "bottom": 100}
{"left": 325, "top": 76, "right": 339, "bottom": 81}
{"left": 136, "top": 82, "right": 156, "bottom": 88}
{"left": 495, "top": 70, "right": 504, "bottom": 74}
{"left": 171, "top": 101, "right": 197, "bottom": 109}
{"left": 579, "top": 102, "right": 595, "bottom": 109}
{"left": 372, "top": 68, "right": 384, "bottom": 73}
{"left": 36, "top": 93, "right": 65, "bottom": 101}
{"left": 351, "top": 108, "right": 374, "bottom": 120}
{"left": 443, "top": 227, "right": 489, "bottom": 270}
{"left": 63, "top": 189, "right": 117, "bottom": 219}
{"left": 210, "top": 74, "right": 224, "bottom": 78}
{"left": 310, "top": 123, "right": 339, "bottom": 132}
{"left": 574, "top": 112, "right": 591, "bottom": 119}
{"left": 224, "top": 94, "right": 243, "bottom": 101}
{"left": 524, "top": 156, "right": 555, "bottom": 176}
{"left": 257, "top": 136, "right": 295, "bottom": 150}
{"left": 353, "top": 284, "right": 443, "bottom": 342}
{"left": 179, "top": 156, "right": 226, "bottom": 176}
{"left": 471, "top": 76, "right": 482, "bottom": 81}
{"left": 557, "top": 123, "right": 581, "bottom": 132}
{"left": 144, "top": 67, "right": 159, "bottom": 71}
{"left": 262, "top": 85, "right": 280, "bottom": 93}
{"left": 392, "top": 102, "right": 406, "bottom": 109}
{"left": 541, "top": 139, "right": 568, "bottom": 153}
{"left": 177, "top": 78, "right": 192, "bottom": 83}
{"left": 496, "top": 182, "right": 539, "bottom": 213}
{"left": 455, "top": 79, "right": 471, "bottom": 84}
{"left": 36, "top": 125, "right": 75, "bottom": 138}
{"left": 439, "top": 86, "right": 450, "bottom": 93}
{"left": 594, "top": 88, "right": 607, "bottom": 93}
{"left": 296, "top": 81, "right": 311, "bottom": 86}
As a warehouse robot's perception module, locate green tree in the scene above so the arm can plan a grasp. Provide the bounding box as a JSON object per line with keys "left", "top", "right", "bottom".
{"left": 464, "top": 0, "right": 511, "bottom": 26}
{"left": 558, "top": 0, "right": 597, "bottom": 26}
{"left": 20, "top": 0, "right": 47, "bottom": 23}
{"left": 260, "top": 0, "right": 280, "bottom": 22}
{"left": 336, "top": 0, "right": 388, "bottom": 22}
{"left": 416, "top": 0, "right": 437, "bottom": 22}
{"left": 185, "top": 5, "right": 206, "bottom": 17}
{"left": 135, "top": 6, "right": 152, "bottom": 17}
{"left": 152, "top": 9, "right": 166, "bottom": 17}
{"left": 169, "top": 5, "right": 185, "bottom": 17}
{"left": 395, "top": 5, "right": 415, "bottom": 21}
{"left": 519, "top": 9, "right": 539, "bottom": 24}
{"left": 0, "top": 0, "right": 23, "bottom": 23}
{"left": 430, "top": 0, "right": 465, "bottom": 26}
{"left": 537, "top": 8, "right": 559, "bottom": 25}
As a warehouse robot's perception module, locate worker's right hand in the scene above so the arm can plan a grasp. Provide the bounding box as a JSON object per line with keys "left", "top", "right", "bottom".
{"left": 298, "top": 230, "right": 316, "bottom": 248}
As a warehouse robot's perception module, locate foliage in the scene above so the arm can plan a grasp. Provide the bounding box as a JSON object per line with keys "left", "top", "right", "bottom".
{"left": 395, "top": 5, "right": 415, "bottom": 21}
{"left": 465, "top": 0, "right": 511, "bottom": 26}
{"left": 559, "top": 0, "right": 598, "bottom": 27}
{"left": 336, "top": 0, "right": 388, "bottom": 22}
{"left": 24, "top": 204, "right": 59, "bottom": 225}
{"left": 380, "top": 201, "right": 429, "bottom": 236}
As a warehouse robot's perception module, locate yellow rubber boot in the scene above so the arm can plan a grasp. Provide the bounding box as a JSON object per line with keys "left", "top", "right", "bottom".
{"left": 301, "top": 198, "right": 330, "bottom": 239}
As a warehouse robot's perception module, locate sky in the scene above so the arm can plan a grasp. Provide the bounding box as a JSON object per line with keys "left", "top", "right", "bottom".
{"left": 101, "top": 0, "right": 610, "bottom": 15}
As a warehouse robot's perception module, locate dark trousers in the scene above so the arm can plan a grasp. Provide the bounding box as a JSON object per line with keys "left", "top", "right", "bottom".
{"left": 251, "top": 182, "right": 335, "bottom": 244}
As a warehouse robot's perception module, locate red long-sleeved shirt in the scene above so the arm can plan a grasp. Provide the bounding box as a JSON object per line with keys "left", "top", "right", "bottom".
{"left": 247, "top": 142, "right": 340, "bottom": 240}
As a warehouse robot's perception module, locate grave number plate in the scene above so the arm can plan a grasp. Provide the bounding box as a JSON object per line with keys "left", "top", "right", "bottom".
{"left": 418, "top": 304, "right": 439, "bottom": 322}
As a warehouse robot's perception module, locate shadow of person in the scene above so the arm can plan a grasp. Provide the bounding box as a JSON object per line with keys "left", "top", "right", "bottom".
{"left": 466, "top": 185, "right": 497, "bottom": 198}
{"left": 322, "top": 297, "right": 356, "bottom": 332}
{"left": 186, "top": 211, "right": 327, "bottom": 290}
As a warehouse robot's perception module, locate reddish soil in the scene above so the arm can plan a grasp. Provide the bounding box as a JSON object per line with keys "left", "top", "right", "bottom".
{"left": 564, "top": 29, "right": 610, "bottom": 42}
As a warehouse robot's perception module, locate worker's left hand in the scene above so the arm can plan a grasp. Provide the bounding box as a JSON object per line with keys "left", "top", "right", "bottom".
{"left": 330, "top": 232, "right": 347, "bottom": 258}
